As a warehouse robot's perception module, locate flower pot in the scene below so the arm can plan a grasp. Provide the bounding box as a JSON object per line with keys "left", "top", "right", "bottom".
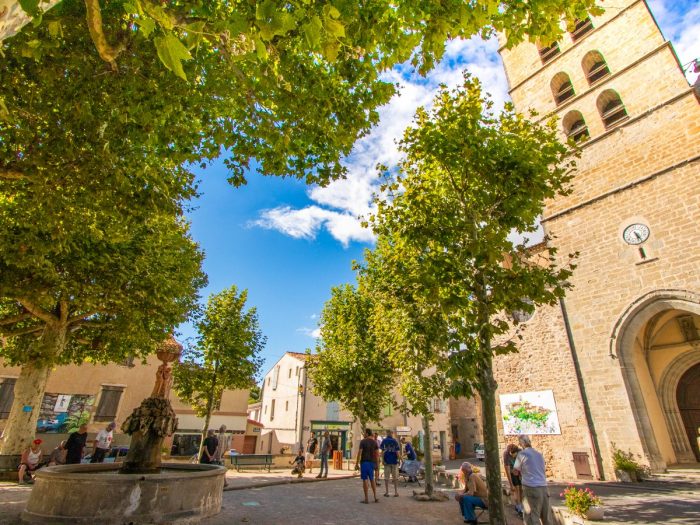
{"left": 585, "top": 506, "right": 605, "bottom": 520}
{"left": 615, "top": 469, "right": 637, "bottom": 482}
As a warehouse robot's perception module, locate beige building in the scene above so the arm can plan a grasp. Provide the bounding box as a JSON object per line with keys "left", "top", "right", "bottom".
{"left": 0, "top": 355, "right": 251, "bottom": 455}
{"left": 449, "top": 0, "right": 700, "bottom": 480}
{"left": 257, "top": 352, "right": 453, "bottom": 459}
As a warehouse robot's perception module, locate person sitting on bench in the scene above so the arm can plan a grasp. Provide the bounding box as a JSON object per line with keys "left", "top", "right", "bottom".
{"left": 455, "top": 462, "right": 488, "bottom": 525}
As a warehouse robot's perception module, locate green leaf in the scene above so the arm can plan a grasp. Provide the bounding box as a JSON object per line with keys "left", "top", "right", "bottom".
{"left": 254, "top": 36, "right": 268, "bottom": 60}
{"left": 302, "top": 16, "right": 323, "bottom": 48}
{"left": 153, "top": 34, "right": 192, "bottom": 80}
{"left": 47, "top": 21, "right": 62, "bottom": 38}
{"left": 18, "top": 0, "right": 39, "bottom": 16}
{"left": 139, "top": 18, "right": 156, "bottom": 38}
{"left": 323, "top": 18, "right": 345, "bottom": 38}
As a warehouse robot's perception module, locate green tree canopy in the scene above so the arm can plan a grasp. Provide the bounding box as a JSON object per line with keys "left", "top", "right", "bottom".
{"left": 173, "top": 285, "right": 265, "bottom": 444}
{"left": 306, "top": 283, "right": 394, "bottom": 430}
{"left": 369, "top": 74, "right": 577, "bottom": 524}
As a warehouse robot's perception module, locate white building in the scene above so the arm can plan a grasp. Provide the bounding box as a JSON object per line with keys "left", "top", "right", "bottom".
{"left": 257, "top": 352, "right": 453, "bottom": 459}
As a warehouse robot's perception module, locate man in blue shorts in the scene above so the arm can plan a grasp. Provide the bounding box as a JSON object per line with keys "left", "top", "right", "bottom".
{"left": 356, "top": 428, "right": 379, "bottom": 504}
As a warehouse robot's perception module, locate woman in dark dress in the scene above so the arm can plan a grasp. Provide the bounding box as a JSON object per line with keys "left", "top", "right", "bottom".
{"left": 200, "top": 430, "right": 219, "bottom": 464}
{"left": 65, "top": 424, "right": 89, "bottom": 464}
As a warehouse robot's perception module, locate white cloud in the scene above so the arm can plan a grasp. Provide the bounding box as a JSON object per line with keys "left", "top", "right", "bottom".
{"left": 254, "top": 3, "right": 698, "bottom": 246}
{"left": 296, "top": 326, "right": 321, "bottom": 339}
{"left": 647, "top": 0, "right": 700, "bottom": 83}
{"left": 254, "top": 36, "right": 508, "bottom": 246}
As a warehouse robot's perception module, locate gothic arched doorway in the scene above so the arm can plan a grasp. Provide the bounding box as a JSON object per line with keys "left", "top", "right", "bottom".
{"left": 612, "top": 290, "right": 700, "bottom": 470}
{"left": 677, "top": 363, "right": 700, "bottom": 461}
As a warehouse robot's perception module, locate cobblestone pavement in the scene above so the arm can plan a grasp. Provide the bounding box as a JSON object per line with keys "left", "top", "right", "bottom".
{"left": 207, "top": 477, "right": 521, "bottom": 525}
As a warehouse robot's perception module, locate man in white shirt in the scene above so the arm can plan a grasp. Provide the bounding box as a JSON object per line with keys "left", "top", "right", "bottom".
{"left": 512, "top": 435, "right": 553, "bottom": 525}
{"left": 91, "top": 422, "right": 115, "bottom": 463}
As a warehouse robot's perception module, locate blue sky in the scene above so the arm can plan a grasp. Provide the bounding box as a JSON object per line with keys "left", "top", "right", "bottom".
{"left": 179, "top": 0, "right": 699, "bottom": 376}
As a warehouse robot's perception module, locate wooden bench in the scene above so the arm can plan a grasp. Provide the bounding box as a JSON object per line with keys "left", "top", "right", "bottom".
{"left": 230, "top": 454, "right": 273, "bottom": 472}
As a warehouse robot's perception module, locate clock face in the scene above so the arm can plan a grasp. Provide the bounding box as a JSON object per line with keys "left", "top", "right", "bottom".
{"left": 623, "top": 223, "right": 650, "bottom": 245}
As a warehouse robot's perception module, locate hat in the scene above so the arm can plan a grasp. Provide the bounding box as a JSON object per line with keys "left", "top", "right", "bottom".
{"left": 32, "top": 439, "right": 42, "bottom": 445}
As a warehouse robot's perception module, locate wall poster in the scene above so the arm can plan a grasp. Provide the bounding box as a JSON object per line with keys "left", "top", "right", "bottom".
{"left": 36, "top": 393, "right": 95, "bottom": 433}
{"left": 499, "top": 390, "right": 561, "bottom": 435}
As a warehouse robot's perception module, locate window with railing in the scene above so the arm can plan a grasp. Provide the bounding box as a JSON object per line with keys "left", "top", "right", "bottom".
{"left": 582, "top": 50, "right": 611, "bottom": 85}
{"left": 563, "top": 110, "right": 590, "bottom": 143}
{"left": 538, "top": 41, "right": 561, "bottom": 64}
{"left": 570, "top": 17, "right": 594, "bottom": 41}
{"left": 597, "top": 90, "right": 629, "bottom": 128}
{"left": 551, "top": 72, "right": 576, "bottom": 105}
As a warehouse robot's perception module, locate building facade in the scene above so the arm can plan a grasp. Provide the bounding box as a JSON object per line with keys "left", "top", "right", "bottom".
{"left": 465, "top": 0, "right": 700, "bottom": 480}
{"left": 257, "top": 352, "right": 453, "bottom": 459}
{"left": 0, "top": 355, "right": 251, "bottom": 455}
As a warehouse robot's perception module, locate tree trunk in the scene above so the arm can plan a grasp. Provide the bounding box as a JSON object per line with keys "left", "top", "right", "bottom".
{"left": 0, "top": 326, "right": 66, "bottom": 455}
{"left": 480, "top": 353, "right": 506, "bottom": 525}
{"left": 421, "top": 415, "right": 434, "bottom": 496}
{"left": 198, "top": 361, "right": 219, "bottom": 459}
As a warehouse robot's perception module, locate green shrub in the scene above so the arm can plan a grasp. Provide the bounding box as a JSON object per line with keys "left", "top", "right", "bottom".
{"left": 611, "top": 443, "right": 649, "bottom": 477}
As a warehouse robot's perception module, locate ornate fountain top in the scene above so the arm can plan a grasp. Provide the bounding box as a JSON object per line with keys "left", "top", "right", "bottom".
{"left": 152, "top": 335, "right": 181, "bottom": 399}
{"left": 156, "top": 334, "right": 183, "bottom": 364}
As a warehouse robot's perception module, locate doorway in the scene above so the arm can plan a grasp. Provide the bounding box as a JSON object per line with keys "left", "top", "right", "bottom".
{"left": 677, "top": 362, "right": 700, "bottom": 461}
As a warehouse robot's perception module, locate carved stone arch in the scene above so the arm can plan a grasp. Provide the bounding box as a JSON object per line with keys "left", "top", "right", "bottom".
{"left": 657, "top": 352, "right": 700, "bottom": 463}
{"left": 610, "top": 289, "right": 700, "bottom": 470}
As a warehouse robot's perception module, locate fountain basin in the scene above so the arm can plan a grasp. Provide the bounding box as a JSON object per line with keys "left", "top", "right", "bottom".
{"left": 22, "top": 463, "right": 225, "bottom": 524}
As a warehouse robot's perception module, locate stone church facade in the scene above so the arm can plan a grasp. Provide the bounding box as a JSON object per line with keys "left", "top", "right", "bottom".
{"left": 452, "top": 0, "right": 700, "bottom": 481}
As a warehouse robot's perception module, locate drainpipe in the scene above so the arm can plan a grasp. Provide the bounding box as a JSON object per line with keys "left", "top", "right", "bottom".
{"left": 297, "top": 367, "right": 308, "bottom": 447}
{"left": 560, "top": 297, "right": 605, "bottom": 480}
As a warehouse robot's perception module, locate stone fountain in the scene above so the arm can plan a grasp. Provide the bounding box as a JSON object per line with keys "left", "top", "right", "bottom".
{"left": 22, "top": 336, "right": 225, "bottom": 524}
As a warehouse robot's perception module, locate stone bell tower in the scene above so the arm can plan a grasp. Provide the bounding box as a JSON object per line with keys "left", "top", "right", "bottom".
{"left": 495, "top": 0, "right": 700, "bottom": 477}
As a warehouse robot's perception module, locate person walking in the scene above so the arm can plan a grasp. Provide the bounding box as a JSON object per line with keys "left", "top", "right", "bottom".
{"left": 316, "top": 430, "right": 331, "bottom": 478}
{"left": 455, "top": 462, "right": 488, "bottom": 525}
{"left": 504, "top": 443, "right": 523, "bottom": 517}
{"left": 214, "top": 425, "right": 231, "bottom": 487}
{"left": 380, "top": 430, "right": 401, "bottom": 497}
{"left": 18, "top": 439, "right": 43, "bottom": 484}
{"left": 305, "top": 431, "right": 318, "bottom": 474}
{"left": 356, "top": 428, "right": 379, "bottom": 504}
{"left": 90, "top": 422, "right": 115, "bottom": 463}
{"left": 513, "top": 435, "right": 553, "bottom": 525}
{"left": 200, "top": 430, "right": 219, "bottom": 465}
{"left": 65, "top": 424, "right": 89, "bottom": 464}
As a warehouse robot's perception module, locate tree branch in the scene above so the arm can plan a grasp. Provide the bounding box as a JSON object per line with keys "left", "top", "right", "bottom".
{"left": 0, "top": 313, "right": 32, "bottom": 326}
{"left": 16, "top": 297, "right": 58, "bottom": 326}
{"left": 84, "top": 0, "right": 124, "bottom": 69}
{"left": 0, "top": 325, "right": 44, "bottom": 338}
{"left": 67, "top": 310, "right": 99, "bottom": 325}
{"left": 0, "top": 169, "right": 30, "bottom": 181}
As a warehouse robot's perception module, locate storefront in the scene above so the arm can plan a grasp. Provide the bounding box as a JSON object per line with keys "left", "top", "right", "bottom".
{"left": 310, "top": 420, "right": 352, "bottom": 458}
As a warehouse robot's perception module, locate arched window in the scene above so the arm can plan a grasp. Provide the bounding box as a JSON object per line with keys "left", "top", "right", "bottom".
{"left": 563, "top": 110, "right": 589, "bottom": 142}
{"left": 538, "top": 41, "right": 560, "bottom": 64}
{"left": 582, "top": 50, "right": 610, "bottom": 85}
{"left": 570, "top": 17, "right": 594, "bottom": 42}
{"left": 597, "top": 90, "right": 628, "bottom": 128}
{"left": 551, "top": 72, "right": 576, "bottom": 105}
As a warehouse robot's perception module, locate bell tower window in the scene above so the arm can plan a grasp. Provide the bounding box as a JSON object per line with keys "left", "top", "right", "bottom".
{"left": 597, "top": 90, "right": 629, "bottom": 128}
{"left": 582, "top": 51, "right": 611, "bottom": 85}
{"left": 563, "top": 110, "right": 589, "bottom": 142}
{"left": 538, "top": 42, "right": 561, "bottom": 64}
{"left": 570, "top": 18, "right": 594, "bottom": 42}
{"left": 551, "top": 72, "right": 576, "bottom": 105}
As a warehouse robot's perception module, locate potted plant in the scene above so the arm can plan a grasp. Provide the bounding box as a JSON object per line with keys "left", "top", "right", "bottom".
{"left": 561, "top": 485, "right": 604, "bottom": 521}
{"left": 612, "top": 445, "right": 644, "bottom": 482}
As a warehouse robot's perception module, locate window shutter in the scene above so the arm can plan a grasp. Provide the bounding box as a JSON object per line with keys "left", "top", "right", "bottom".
{"left": 0, "top": 378, "right": 16, "bottom": 419}
{"left": 95, "top": 386, "right": 124, "bottom": 422}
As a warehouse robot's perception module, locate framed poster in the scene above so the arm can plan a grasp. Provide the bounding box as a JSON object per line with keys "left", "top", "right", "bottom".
{"left": 37, "top": 393, "right": 95, "bottom": 433}
{"left": 499, "top": 390, "right": 561, "bottom": 435}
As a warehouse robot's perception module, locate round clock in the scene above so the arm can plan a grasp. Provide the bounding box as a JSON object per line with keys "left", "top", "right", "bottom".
{"left": 622, "top": 223, "right": 650, "bottom": 245}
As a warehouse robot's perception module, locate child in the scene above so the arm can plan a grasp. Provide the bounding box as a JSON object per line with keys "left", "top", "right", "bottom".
{"left": 290, "top": 449, "right": 305, "bottom": 478}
